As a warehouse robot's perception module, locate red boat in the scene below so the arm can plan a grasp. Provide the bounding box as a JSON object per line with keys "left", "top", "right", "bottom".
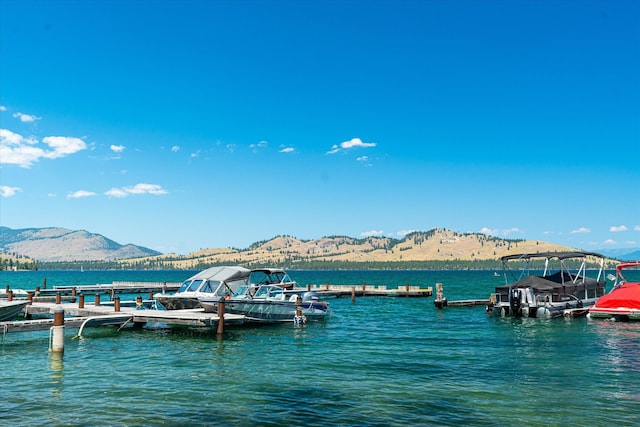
{"left": 589, "top": 261, "right": 640, "bottom": 321}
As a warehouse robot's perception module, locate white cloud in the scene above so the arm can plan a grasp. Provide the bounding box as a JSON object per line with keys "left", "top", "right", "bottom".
{"left": 356, "top": 156, "right": 369, "bottom": 162}
{"left": 634, "top": 225, "right": 640, "bottom": 231}
{"left": 279, "top": 146, "right": 295, "bottom": 153}
{"left": 171, "top": 145, "right": 180, "bottom": 152}
{"left": 361, "top": 230, "right": 384, "bottom": 237}
{"left": 610, "top": 225, "right": 628, "bottom": 232}
{"left": 0, "top": 106, "right": 6, "bottom": 111}
{"left": 110, "top": 144, "right": 125, "bottom": 153}
{"left": 105, "top": 183, "right": 168, "bottom": 198}
{"left": 480, "top": 227, "right": 496, "bottom": 236}
{"left": 105, "top": 188, "right": 128, "bottom": 198}
{"left": 42, "top": 136, "right": 87, "bottom": 159}
{"left": 571, "top": 227, "right": 591, "bottom": 234}
{"left": 250, "top": 141, "right": 268, "bottom": 149}
{"left": 341, "top": 137, "right": 376, "bottom": 149}
{"left": 326, "top": 144, "right": 340, "bottom": 155}
{"left": 327, "top": 137, "right": 376, "bottom": 155}
{"left": 1, "top": 131, "right": 88, "bottom": 168}
{"left": 13, "top": 112, "right": 41, "bottom": 122}
{"left": 603, "top": 239, "right": 617, "bottom": 245}
{"left": 480, "top": 227, "right": 523, "bottom": 237}
{"left": 502, "top": 227, "right": 522, "bottom": 236}
{"left": 67, "top": 190, "right": 97, "bottom": 199}
{"left": 397, "top": 230, "right": 416, "bottom": 237}
{"left": 0, "top": 185, "right": 22, "bottom": 197}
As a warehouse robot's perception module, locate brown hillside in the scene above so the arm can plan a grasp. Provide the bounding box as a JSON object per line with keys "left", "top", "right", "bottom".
{"left": 117, "top": 229, "right": 585, "bottom": 269}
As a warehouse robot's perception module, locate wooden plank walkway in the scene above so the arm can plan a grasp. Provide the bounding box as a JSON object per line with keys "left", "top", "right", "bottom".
{"left": 308, "top": 284, "right": 433, "bottom": 297}
{"left": 0, "top": 302, "right": 244, "bottom": 334}
{"left": 44, "top": 281, "right": 182, "bottom": 296}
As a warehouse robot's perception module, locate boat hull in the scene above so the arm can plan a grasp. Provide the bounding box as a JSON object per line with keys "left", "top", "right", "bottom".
{"left": 492, "top": 298, "right": 597, "bottom": 319}
{"left": 0, "top": 300, "right": 29, "bottom": 321}
{"left": 589, "top": 307, "right": 640, "bottom": 321}
{"left": 202, "top": 300, "right": 329, "bottom": 323}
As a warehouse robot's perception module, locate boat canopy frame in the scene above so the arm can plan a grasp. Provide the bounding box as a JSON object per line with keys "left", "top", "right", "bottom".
{"left": 500, "top": 251, "right": 605, "bottom": 286}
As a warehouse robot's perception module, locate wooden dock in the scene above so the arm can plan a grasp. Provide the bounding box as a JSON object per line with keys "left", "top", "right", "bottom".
{"left": 0, "top": 301, "right": 244, "bottom": 335}
{"left": 308, "top": 284, "right": 433, "bottom": 297}
{"left": 42, "top": 281, "right": 182, "bottom": 297}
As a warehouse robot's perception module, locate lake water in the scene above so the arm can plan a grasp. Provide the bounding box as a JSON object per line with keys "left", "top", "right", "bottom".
{"left": 1, "top": 269, "right": 639, "bottom": 426}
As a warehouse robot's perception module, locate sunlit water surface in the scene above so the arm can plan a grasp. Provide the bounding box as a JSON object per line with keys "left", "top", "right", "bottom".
{"left": 1, "top": 270, "right": 639, "bottom": 426}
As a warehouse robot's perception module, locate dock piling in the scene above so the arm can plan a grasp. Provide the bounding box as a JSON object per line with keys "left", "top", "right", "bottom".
{"left": 294, "top": 296, "right": 305, "bottom": 324}
{"left": 114, "top": 296, "right": 121, "bottom": 312}
{"left": 94, "top": 293, "right": 101, "bottom": 306}
{"left": 434, "top": 283, "right": 448, "bottom": 309}
{"left": 78, "top": 293, "right": 85, "bottom": 309}
{"left": 351, "top": 286, "right": 356, "bottom": 302}
{"left": 56, "top": 292, "right": 61, "bottom": 304}
{"left": 217, "top": 298, "right": 225, "bottom": 335}
{"left": 50, "top": 307, "right": 64, "bottom": 354}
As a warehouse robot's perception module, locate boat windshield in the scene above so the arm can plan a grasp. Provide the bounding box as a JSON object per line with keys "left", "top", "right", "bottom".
{"left": 198, "top": 280, "right": 221, "bottom": 293}
{"left": 186, "top": 279, "right": 204, "bottom": 292}
{"left": 250, "top": 270, "right": 293, "bottom": 286}
{"left": 233, "top": 285, "right": 250, "bottom": 298}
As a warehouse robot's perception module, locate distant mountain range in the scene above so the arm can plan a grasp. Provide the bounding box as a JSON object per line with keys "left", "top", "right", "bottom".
{"left": 0, "top": 226, "right": 161, "bottom": 262}
{"left": 1, "top": 226, "right": 637, "bottom": 266}
{"left": 595, "top": 248, "right": 640, "bottom": 262}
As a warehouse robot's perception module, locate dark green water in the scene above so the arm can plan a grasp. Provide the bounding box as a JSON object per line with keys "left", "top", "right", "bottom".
{"left": 1, "top": 270, "right": 639, "bottom": 426}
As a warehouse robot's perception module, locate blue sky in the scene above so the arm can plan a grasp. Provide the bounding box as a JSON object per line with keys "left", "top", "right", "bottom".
{"left": 1, "top": 0, "right": 639, "bottom": 255}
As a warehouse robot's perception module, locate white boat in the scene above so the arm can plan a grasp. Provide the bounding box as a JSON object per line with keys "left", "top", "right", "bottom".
{"left": 154, "top": 266, "right": 251, "bottom": 310}
{"left": 200, "top": 268, "right": 330, "bottom": 323}
{"left": 0, "top": 300, "right": 29, "bottom": 321}
{"left": 490, "top": 251, "right": 607, "bottom": 318}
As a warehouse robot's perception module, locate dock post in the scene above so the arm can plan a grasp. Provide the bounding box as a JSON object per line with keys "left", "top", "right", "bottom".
{"left": 149, "top": 290, "right": 154, "bottom": 300}
{"left": 434, "top": 283, "right": 447, "bottom": 309}
{"left": 7, "top": 290, "right": 13, "bottom": 301}
{"left": 71, "top": 287, "right": 77, "bottom": 297}
{"left": 50, "top": 307, "right": 65, "bottom": 354}
{"left": 162, "top": 282, "right": 167, "bottom": 294}
{"left": 351, "top": 286, "right": 356, "bottom": 302}
{"left": 35, "top": 286, "right": 40, "bottom": 297}
{"left": 114, "top": 296, "right": 121, "bottom": 312}
{"left": 110, "top": 288, "right": 115, "bottom": 301}
{"left": 94, "top": 293, "right": 101, "bottom": 306}
{"left": 56, "top": 292, "right": 61, "bottom": 304}
{"left": 217, "top": 298, "right": 225, "bottom": 335}
{"left": 4, "top": 285, "right": 8, "bottom": 294}
{"left": 294, "top": 296, "right": 305, "bottom": 324}
{"left": 362, "top": 282, "right": 366, "bottom": 297}
{"left": 307, "top": 284, "right": 311, "bottom": 291}
{"left": 43, "top": 278, "right": 47, "bottom": 290}
{"left": 325, "top": 282, "right": 329, "bottom": 290}
{"left": 27, "top": 292, "right": 33, "bottom": 305}
{"left": 78, "top": 293, "right": 85, "bottom": 309}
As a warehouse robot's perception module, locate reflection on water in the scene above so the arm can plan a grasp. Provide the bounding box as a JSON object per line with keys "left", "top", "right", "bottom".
{"left": 49, "top": 352, "right": 64, "bottom": 399}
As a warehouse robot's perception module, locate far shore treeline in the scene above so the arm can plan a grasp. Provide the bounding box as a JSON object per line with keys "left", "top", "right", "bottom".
{"left": 3, "top": 258, "right": 610, "bottom": 272}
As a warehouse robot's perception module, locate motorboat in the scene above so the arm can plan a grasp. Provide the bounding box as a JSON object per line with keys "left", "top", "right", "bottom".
{"left": 154, "top": 266, "right": 251, "bottom": 310}
{"left": 0, "top": 300, "right": 29, "bottom": 321}
{"left": 200, "top": 268, "right": 330, "bottom": 323}
{"left": 490, "top": 251, "right": 606, "bottom": 318}
{"left": 589, "top": 261, "right": 640, "bottom": 321}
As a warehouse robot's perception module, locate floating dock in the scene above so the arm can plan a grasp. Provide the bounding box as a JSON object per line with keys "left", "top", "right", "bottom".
{"left": 0, "top": 301, "right": 244, "bottom": 335}
{"left": 309, "top": 284, "right": 432, "bottom": 297}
